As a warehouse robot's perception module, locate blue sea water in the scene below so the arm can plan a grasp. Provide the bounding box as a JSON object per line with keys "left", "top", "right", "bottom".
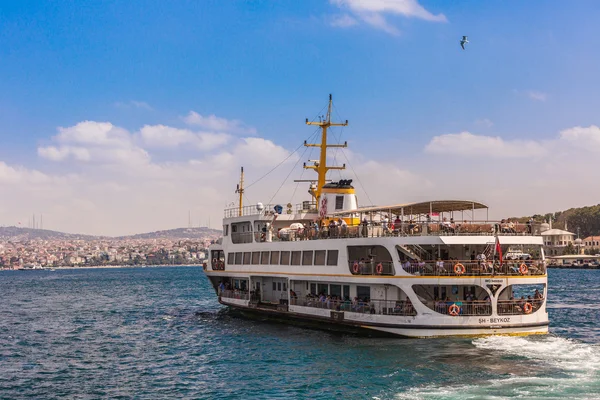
{"left": 0, "top": 267, "right": 598, "bottom": 399}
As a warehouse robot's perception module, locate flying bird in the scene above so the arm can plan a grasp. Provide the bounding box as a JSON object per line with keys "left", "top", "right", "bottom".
{"left": 460, "top": 36, "right": 469, "bottom": 50}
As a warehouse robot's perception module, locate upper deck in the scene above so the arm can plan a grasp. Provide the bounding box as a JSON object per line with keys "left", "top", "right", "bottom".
{"left": 223, "top": 200, "right": 544, "bottom": 244}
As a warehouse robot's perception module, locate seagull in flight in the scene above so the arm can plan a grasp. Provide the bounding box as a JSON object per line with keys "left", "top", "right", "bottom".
{"left": 460, "top": 36, "right": 469, "bottom": 50}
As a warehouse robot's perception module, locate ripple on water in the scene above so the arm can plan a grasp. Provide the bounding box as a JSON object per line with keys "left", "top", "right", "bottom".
{"left": 0, "top": 267, "right": 598, "bottom": 399}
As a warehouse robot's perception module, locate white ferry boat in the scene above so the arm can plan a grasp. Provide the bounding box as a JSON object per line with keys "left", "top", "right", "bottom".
{"left": 203, "top": 96, "right": 549, "bottom": 338}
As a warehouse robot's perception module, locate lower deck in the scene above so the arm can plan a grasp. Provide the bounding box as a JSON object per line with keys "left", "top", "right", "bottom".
{"left": 206, "top": 272, "right": 549, "bottom": 338}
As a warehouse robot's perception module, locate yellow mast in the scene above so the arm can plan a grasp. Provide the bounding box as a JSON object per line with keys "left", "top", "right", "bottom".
{"left": 304, "top": 94, "right": 348, "bottom": 203}
{"left": 235, "top": 166, "right": 244, "bottom": 216}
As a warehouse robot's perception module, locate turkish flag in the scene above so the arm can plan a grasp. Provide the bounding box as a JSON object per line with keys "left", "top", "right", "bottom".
{"left": 495, "top": 236, "right": 503, "bottom": 266}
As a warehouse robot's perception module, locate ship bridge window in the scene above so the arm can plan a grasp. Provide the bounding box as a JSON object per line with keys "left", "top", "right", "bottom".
{"left": 252, "top": 252, "right": 260, "bottom": 264}
{"left": 291, "top": 251, "right": 301, "bottom": 265}
{"left": 335, "top": 196, "right": 344, "bottom": 210}
{"left": 227, "top": 253, "right": 235, "bottom": 264}
{"left": 270, "top": 251, "right": 280, "bottom": 265}
{"left": 327, "top": 250, "right": 339, "bottom": 266}
{"left": 243, "top": 252, "right": 251, "bottom": 264}
{"left": 231, "top": 222, "right": 253, "bottom": 244}
{"left": 235, "top": 252, "right": 242, "bottom": 264}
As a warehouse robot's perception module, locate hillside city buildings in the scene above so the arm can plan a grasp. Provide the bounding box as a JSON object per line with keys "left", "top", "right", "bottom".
{"left": 0, "top": 236, "right": 216, "bottom": 269}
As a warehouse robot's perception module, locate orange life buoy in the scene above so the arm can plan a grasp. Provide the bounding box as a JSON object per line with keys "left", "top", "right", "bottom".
{"left": 353, "top": 261, "right": 360, "bottom": 274}
{"left": 519, "top": 263, "right": 528, "bottom": 275}
{"left": 376, "top": 263, "right": 383, "bottom": 274}
{"left": 454, "top": 263, "right": 466, "bottom": 275}
{"left": 448, "top": 304, "right": 461, "bottom": 316}
{"left": 523, "top": 302, "right": 533, "bottom": 314}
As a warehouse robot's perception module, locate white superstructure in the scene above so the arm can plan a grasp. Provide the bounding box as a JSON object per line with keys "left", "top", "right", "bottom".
{"left": 203, "top": 96, "right": 549, "bottom": 338}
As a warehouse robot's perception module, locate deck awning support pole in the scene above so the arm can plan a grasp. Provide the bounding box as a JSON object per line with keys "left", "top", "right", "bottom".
{"left": 401, "top": 207, "right": 404, "bottom": 232}
{"left": 472, "top": 203, "right": 475, "bottom": 221}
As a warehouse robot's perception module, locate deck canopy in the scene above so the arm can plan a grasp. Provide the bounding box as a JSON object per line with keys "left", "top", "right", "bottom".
{"left": 331, "top": 200, "right": 488, "bottom": 217}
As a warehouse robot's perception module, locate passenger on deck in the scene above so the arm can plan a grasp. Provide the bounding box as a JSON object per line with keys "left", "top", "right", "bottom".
{"left": 394, "top": 216, "right": 402, "bottom": 232}
{"left": 408, "top": 220, "right": 416, "bottom": 234}
{"left": 359, "top": 258, "right": 366, "bottom": 274}
{"left": 338, "top": 218, "right": 348, "bottom": 237}
{"left": 403, "top": 259, "right": 412, "bottom": 274}
{"left": 361, "top": 217, "right": 369, "bottom": 237}
{"left": 507, "top": 220, "right": 516, "bottom": 234}
{"left": 436, "top": 258, "right": 446, "bottom": 274}
{"left": 442, "top": 217, "right": 455, "bottom": 234}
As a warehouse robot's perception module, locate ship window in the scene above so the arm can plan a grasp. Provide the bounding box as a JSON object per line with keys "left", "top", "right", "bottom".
{"left": 270, "top": 251, "right": 280, "bottom": 265}
{"left": 232, "top": 225, "right": 237, "bottom": 233}
{"left": 283, "top": 282, "right": 287, "bottom": 292}
{"left": 291, "top": 251, "right": 302, "bottom": 265}
{"left": 330, "top": 284, "right": 341, "bottom": 297}
{"left": 314, "top": 250, "right": 326, "bottom": 265}
{"left": 335, "top": 196, "right": 344, "bottom": 210}
{"left": 356, "top": 286, "right": 371, "bottom": 301}
{"left": 227, "top": 253, "right": 235, "bottom": 264}
{"left": 310, "top": 283, "right": 317, "bottom": 295}
{"left": 243, "top": 252, "right": 251, "bottom": 264}
{"left": 302, "top": 251, "right": 313, "bottom": 265}
{"left": 223, "top": 225, "right": 229, "bottom": 236}
{"left": 252, "top": 252, "right": 260, "bottom": 264}
{"left": 277, "top": 282, "right": 282, "bottom": 291}
{"left": 318, "top": 283, "right": 328, "bottom": 295}
{"left": 280, "top": 251, "right": 290, "bottom": 265}
{"left": 235, "top": 252, "right": 242, "bottom": 264}
{"left": 327, "top": 250, "right": 338, "bottom": 266}
{"left": 273, "top": 282, "right": 276, "bottom": 291}
{"left": 343, "top": 285, "right": 350, "bottom": 300}
{"left": 261, "top": 251, "right": 269, "bottom": 264}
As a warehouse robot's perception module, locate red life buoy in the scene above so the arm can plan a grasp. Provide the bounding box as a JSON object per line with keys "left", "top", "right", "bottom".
{"left": 376, "top": 263, "right": 383, "bottom": 274}
{"left": 519, "top": 263, "right": 528, "bottom": 275}
{"left": 523, "top": 302, "right": 533, "bottom": 314}
{"left": 448, "top": 304, "right": 461, "bottom": 316}
{"left": 454, "top": 263, "right": 466, "bottom": 275}
{"left": 352, "top": 261, "right": 360, "bottom": 274}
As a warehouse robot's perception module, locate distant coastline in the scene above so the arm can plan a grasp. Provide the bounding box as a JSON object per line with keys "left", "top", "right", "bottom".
{"left": 1, "top": 264, "right": 204, "bottom": 271}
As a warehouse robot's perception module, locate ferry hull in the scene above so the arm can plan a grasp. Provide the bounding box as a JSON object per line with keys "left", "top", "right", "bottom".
{"left": 219, "top": 298, "right": 549, "bottom": 339}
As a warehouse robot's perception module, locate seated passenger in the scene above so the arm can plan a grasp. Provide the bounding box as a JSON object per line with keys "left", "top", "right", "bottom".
{"left": 442, "top": 217, "right": 455, "bottom": 233}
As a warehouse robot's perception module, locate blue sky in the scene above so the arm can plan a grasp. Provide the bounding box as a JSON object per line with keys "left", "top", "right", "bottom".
{"left": 1, "top": 0, "right": 600, "bottom": 235}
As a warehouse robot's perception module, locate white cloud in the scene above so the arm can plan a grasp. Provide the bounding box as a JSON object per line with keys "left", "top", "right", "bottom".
{"left": 114, "top": 100, "right": 153, "bottom": 110}
{"left": 330, "top": 0, "right": 447, "bottom": 35}
{"left": 9, "top": 111, "right": 600, "bottom": 236}
{"left": 425, "top": 131, "right": 547, "bottom": 158}
{"left": 527, "top": 91, "right": 547, "bottom": 102}
{"left": 183, "top": 111, "right": 256, "bottom": 134}
{"left": 55, "top": 121, "right": 132, "bottom": 148}
{"left": 514, "top": 89, "right": 547, "bottom": 102}
{"left": 329, "top": 14, "right": 358, "bottom": 28}
{"left": 558, "top": 125, "right": 600, "bottom": 149}
{"left": 38, "top": 121, "right": 150, "bottom": 166}
{"left": 139, "top": 124, "right": 231, "bottom": 150}
{"left": 37, "top": 146, "right": 91, "bottom": 162}
{"left": 474, "top": 118, "right": 494, "bottom": 128}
